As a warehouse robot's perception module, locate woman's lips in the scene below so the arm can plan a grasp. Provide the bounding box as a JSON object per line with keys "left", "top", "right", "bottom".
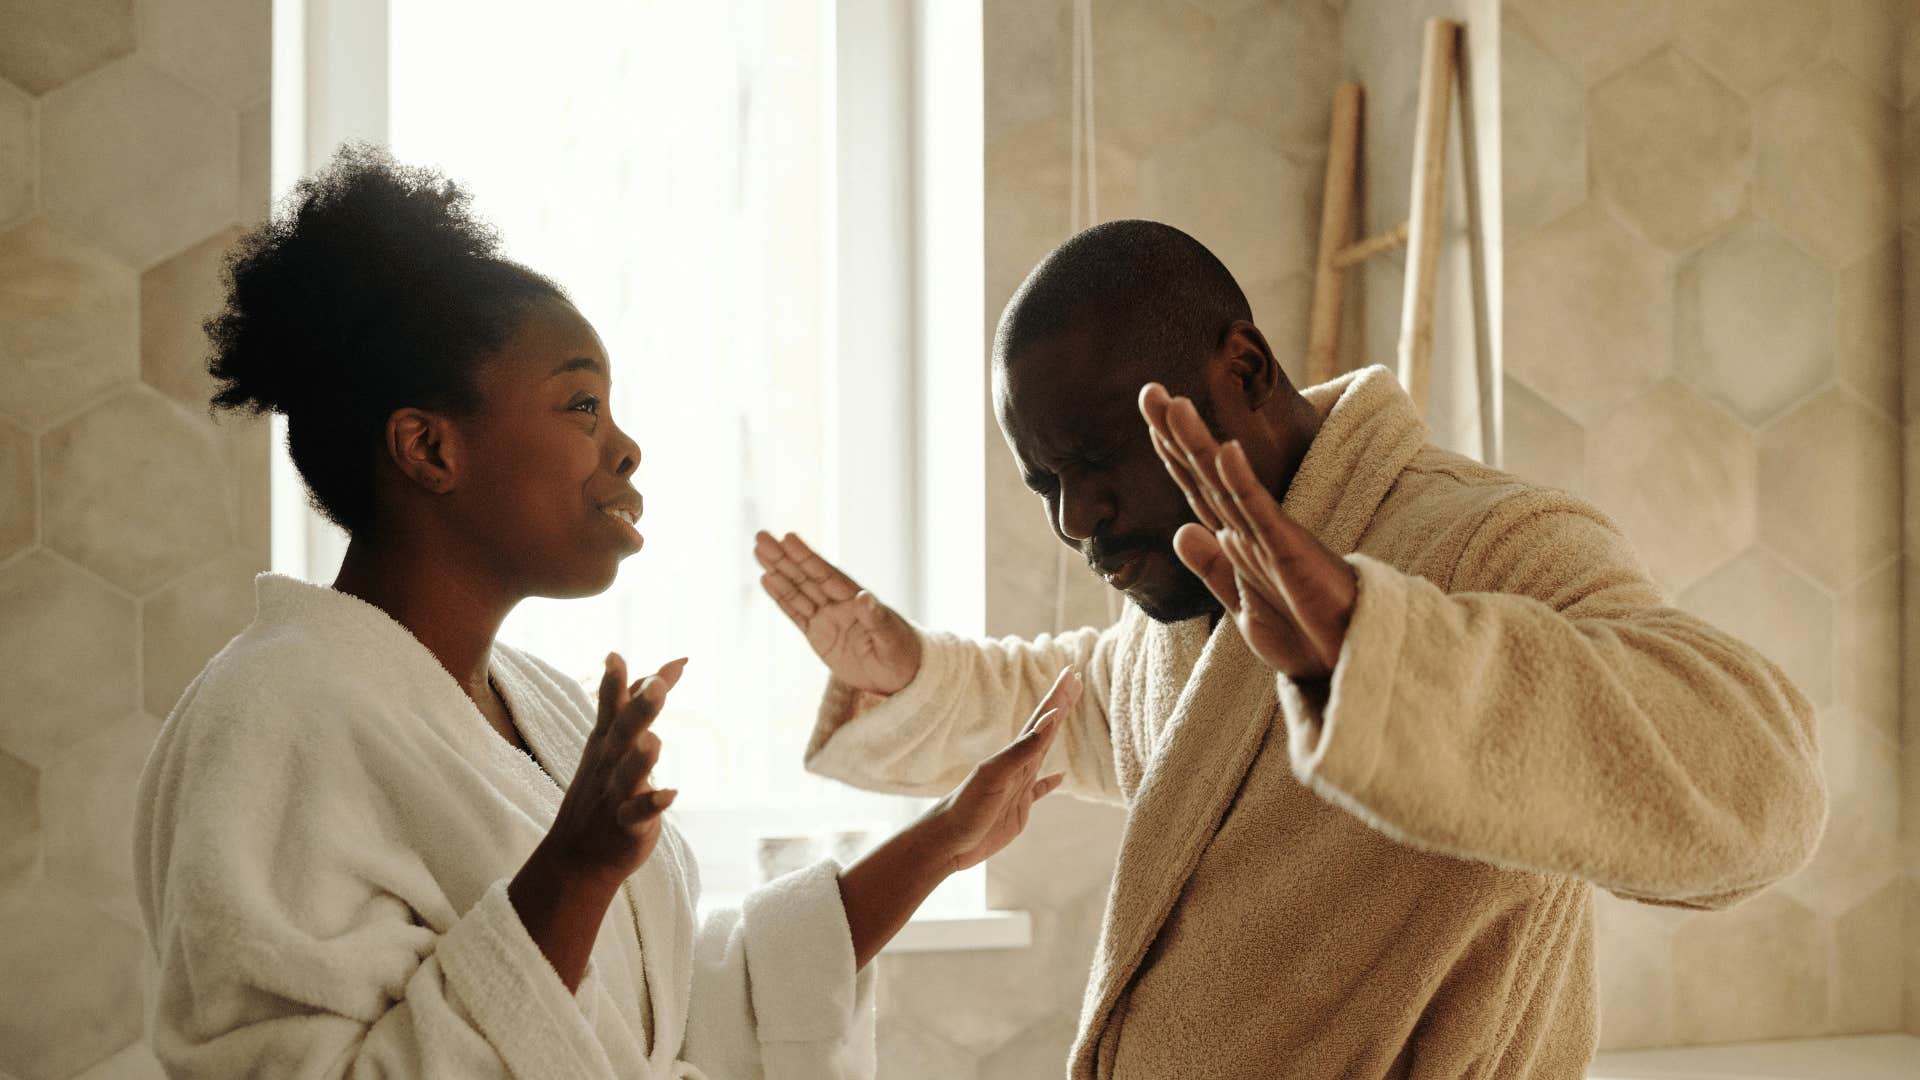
{"left": 602, "top": 506, "right": 644, "bottom": 550}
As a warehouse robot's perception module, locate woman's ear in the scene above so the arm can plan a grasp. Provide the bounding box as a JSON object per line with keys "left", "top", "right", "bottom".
{"left": 1220, "top": 320, "right": 1281, "bottom": 409}
{"left": 385, "top": 408, "right": 463, "bottom": 495}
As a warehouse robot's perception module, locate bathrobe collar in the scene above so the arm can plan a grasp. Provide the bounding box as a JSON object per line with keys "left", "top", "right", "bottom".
{"left": 252, "top": 574, "right": 689, "bottom": 1071}
{"left": 1081, "top": 365, "right": 1430, "bottom": 1070}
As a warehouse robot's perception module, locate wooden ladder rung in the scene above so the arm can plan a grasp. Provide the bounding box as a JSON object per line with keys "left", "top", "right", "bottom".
{"left": 1332, "top": 222, "right": 1409, "bottom": 269}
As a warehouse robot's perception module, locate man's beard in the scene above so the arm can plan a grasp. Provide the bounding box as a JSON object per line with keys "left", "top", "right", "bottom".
{"left": 1084, "top": 529, "right": 1222, "bottom": 624}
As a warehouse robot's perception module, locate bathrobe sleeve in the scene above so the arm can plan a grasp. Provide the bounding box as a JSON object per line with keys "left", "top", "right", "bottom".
{"left": 680, "top": 858, "right": 878, "bottom": 1079}
{"left": 1278, "top": 491, "right": 1826, "bottom": 908}
{"left": 135, "top": 691, "right": 620, "bottom": 1079}
{"left": 802, "top": 620, "right": 1125, "bottom": 804}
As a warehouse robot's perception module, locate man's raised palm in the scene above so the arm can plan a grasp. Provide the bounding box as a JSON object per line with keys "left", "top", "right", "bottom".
{"left": 753, "top": 530, "right": 922, "bottom": 695}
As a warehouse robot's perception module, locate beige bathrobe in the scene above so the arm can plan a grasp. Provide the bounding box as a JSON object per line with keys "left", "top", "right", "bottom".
{"left": 805, "top": 365, "right": 1825, "bottom": 1078}
{"left": 137, "top": 575, "right": 875, "bottom": 1079}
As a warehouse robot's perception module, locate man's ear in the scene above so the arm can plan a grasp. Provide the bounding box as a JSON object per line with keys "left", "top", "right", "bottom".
{"left": 385, "top": 408, "right": 464, "bottom": 495}
{"left": 1220, "top": 320, "right": 1280, "bottom": 409}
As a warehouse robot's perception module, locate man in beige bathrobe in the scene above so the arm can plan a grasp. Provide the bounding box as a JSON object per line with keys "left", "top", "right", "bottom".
{"left": 753, "top": 220, "right": 1825, "bottom": 1078}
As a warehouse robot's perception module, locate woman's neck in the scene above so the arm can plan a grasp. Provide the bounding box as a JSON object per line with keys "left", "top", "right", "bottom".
{"left": 332, "top": 535, "right": 514, "bottom": 705}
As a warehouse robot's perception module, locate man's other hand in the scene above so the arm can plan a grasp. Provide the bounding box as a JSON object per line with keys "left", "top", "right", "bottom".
{"left": 753, "top": 530, "right": 923, "bottom": 695}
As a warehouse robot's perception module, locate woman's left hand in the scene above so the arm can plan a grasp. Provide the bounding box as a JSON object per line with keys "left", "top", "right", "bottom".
{"left": 920, "top": 666, "right": 1079, "bottom": 873}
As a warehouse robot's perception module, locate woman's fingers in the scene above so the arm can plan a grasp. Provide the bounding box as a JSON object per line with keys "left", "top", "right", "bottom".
{"left": 1024, "top": 666, "right": 1082, "bottom": 736}
{"left": 616, "top": 788, "right": 677, "bottom": 830}
{"left": 596, "top": 652, "right": 630, "bottom": 732}
{"left": 1032, "top": 773, "right": 1065, "bottom": 800}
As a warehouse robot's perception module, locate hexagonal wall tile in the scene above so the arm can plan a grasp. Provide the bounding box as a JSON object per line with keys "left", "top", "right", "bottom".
{"left": 143, "top": 548, "right": 261, "bottom": 717}
{"left": 43, "top": 713, "right": 157, "bottom": 923}
{"left": 1140, "top": 120, "right": 1317, "bottom": 294}
{"left": 875, "top": 1021, "right": 981, "bottom": 1080}
{"left": 0, "top": 749, "right": 37, "bottom": 889}
{"left": 141, "top": 227, "right": 242, "bottom": 411}
{"left": 224, "top": 414, "right": 271, "bottom": 562}
{"left": 1784, "top": 710, "right": 1899, "bottom": 912}
{"left": 881, "top": 908, "right": 1081, "bottom": 1055}
{"left": 1091, "top": 0, "right": 1223, "bottom": 153}
{"left": 980, "top": 1017, "right": 1079, "bottom": 1080}
{"left": 0, "top": 883, "right": 143, "bottom": 1080}
{"left": 0, "top": 219, "right": 137, "bottom": 427}
{"left": 1591, "top": 49, "right": 1751, "bottom": 252}
{"left": 1217, "top": 0, "right": 1340, "bottom": 152}
{"left": 1758, "top": 387, "right": 1901, "bottom": 589}
{"left": 0, "top": 415, "right": 31, "bottom": 559}
{"left": 1836, "top": 559, "right": 1900, "bottom": 741}
{"left": 1505, "top": 0, "right": 1669, "bottom": 86}
{"left": 1828, "top": 0, "right": 1903, "bottom": 103}
{"left": 1755, "top": 64, "right": 1898, "bottom": 267}
{"left": 0, "top": 79, "right": 32, "bottom": 229}
{"left": 1505, "top": 202, "right": 1677, "bottom": 428}
{"left": 43, "top": 388, "right": 234, "bottom": 594}
{"left": 1836, "top": 240, "right": 1901, "bottom": 413}
{"left": 1592, "top": 891, "right": 1683, "bottom": 1049}
{"left": 1501, "top": 16, "right": 1586, "bottom": 240}
{"left": 0, "top": 0, "right": 133, "bottom": 95}
{"left": 1586, "top": 381, "right": 1755, "bottom": 594}
{"left": 1500, "top": 376, "right": 1586, "bottom": 495}
{"left": 1671, "top": 890, "right": 1827, "bottom": 1043}
{"left": 1676, "top": 216, "right": 1834, "bottom": 425}
{"left": 71, "top": 1041, "right": 165, "bottom": 1080}
{"left": 1679, "top": 547, "right": 1833, "bottom": 709}
{"left": 240, "top": 99, "right": 270, "bottom": 223}
{"left": 984, "top": 796, "right": 1123, "bottom": 909}
{"left": 1831, "top": 879, "right": 1903, "bottom": 1033}
{"left": 984, "top": 0, "right": 1062, "bottom": 135}
{"left": 135, "top": 0, "right": 271, "bottom": 107}
{"left": 1672, "top": 0, "right": 1827, "bottom": 96}
{"left": 0, "top": 553, "right": 136, "bottom": 769}
{"left": 42, "top": 59, "right": 238, "bottom": 268}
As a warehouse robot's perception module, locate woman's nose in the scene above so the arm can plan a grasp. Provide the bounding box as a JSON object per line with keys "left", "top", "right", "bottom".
{"left": 610, "top": 423, "right": 641, "bottom": 477}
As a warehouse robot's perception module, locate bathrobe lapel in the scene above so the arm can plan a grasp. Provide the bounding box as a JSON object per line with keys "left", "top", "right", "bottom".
{"left": 492, "top": 657, "right": 692, "bottom": 1079}
{"left": 1079, "top": 366, "right": 1430, "bottom": 1075}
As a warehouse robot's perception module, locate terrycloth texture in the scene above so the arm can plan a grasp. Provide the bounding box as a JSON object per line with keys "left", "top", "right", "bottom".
{"left": 806, "top": 365, "right": 1824, "bottom": 1079}
{"left": 136, "top": 575, "right": 875, "bottom": 1080}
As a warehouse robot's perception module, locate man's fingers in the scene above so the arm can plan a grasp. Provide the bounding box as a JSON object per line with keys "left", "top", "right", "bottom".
{"left": 782, "top": 532, "right": 862, "bottom": 602}
{"left": 760, "top": 571, "right": 818, "bottom": 622}
{"left": 616, "top": 788, "right": 677, "bottom": 830}
{"left": 1173, "top": 522, "right": 1243, "bottom": 613}
{"left": 1215, "top": 441, "right": 1303, "bottom": 568}
{"left": 1149, "top": 427, "right": 1224, "bottom": 531}
{"left": 1165, "top": 396, "right": 1251, "bottom": 535}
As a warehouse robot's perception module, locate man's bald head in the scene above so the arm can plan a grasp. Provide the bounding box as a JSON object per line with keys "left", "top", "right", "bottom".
{"left": 993, "top": 220, "right": 1252, "bottom": 390}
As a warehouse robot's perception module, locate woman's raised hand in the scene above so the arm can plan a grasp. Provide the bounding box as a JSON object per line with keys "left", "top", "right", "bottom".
{"left": 754, "top": 530, "right": 922, "bottom": 695}
{"left": 543, "top": 653, "right": 687, "bottom": 889}
{"left": 920, "top": 666, "right": 1079, "bottom": 873}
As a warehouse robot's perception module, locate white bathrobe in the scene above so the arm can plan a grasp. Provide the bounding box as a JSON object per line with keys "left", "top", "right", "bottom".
{"left": 134, "top": 574, "right": 876, "bottom": 1079}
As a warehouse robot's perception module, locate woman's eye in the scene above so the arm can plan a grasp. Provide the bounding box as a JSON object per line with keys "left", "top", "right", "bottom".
{"left": 570, "top": 395, "right": 601, "bottom": 417}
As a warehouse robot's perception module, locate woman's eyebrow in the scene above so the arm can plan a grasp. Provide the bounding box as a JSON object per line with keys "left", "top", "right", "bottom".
{"left": 547, "top": 356, "right": 606, "bottom": 378}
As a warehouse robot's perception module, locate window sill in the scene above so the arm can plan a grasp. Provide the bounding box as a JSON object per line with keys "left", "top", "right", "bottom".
{"left": 696, "top": 894, "right": 1033, "bottom": 955}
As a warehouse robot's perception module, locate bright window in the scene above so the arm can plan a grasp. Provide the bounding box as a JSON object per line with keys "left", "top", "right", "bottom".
{"left": 273, "top": 0, "right": 986, "bottom": 903}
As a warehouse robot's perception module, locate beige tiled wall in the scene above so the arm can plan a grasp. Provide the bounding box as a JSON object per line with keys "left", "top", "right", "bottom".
{"left": 0, "top": 1, "right": 271, "bottom": 1077}
{"left": 1902, "top": 0, "right": 1919, "bottom": 1038}
{"left": 1499, "top": 0, "right": 1909, "bottom": 1050}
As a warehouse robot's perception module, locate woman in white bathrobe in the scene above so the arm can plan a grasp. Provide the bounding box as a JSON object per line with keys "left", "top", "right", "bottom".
{"left": 133, "top": 145, "right": 1078, "bottom": 1080}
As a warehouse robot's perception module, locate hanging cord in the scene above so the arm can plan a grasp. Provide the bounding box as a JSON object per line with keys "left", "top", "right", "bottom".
{"left": 1056, "top": 0, "right": 1118, "bottom": 630}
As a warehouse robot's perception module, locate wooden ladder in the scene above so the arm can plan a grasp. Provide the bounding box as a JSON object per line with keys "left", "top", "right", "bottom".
{"left": 1305, "top": 17, "right": 1493, "bottom": 459}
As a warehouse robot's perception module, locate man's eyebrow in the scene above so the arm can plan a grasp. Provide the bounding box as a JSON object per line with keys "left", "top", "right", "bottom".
{"left": 547, "top": 356, "right": 606, "bottom": 378}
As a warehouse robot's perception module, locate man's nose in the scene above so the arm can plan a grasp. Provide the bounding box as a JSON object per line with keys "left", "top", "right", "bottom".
{"left": 1056, "top": 476, "right": 1113, "bottom": 543}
